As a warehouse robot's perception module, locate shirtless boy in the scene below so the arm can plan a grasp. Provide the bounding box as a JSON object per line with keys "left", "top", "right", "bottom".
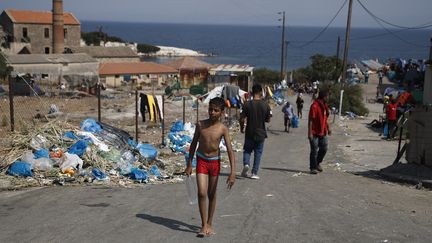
{"left": 184, "top": 97, "right": 236, "bottom": 237}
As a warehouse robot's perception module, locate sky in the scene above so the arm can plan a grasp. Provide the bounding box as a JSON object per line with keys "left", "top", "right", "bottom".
{"left": 1, "top": 0, "right": 432, "bottom": 28}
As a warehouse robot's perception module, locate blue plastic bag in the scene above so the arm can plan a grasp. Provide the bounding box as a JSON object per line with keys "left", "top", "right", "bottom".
{"left": 291, "top": 116, "right": 299, "bottom": 128}
{"left": 128, "top": 139, "right": 137, "bottom": 148}
{"left": 92, "top": 168, "right": 107, "bottom": 180}
{"left": 68, "top": 140, "right": 88, "bottom": 157}
{"left": 129, "top": 168, "right": 149, "bottom": 182}
{"left": 185, "top": 153, "right": 197, "bottom": 168}
{"left": 136, "top": 143, "right": 158, "bottom": 161}
{"left": 383, "top": 123, "right": 388, "bottom": 137}
{"left": 34, "top": 149, "right": 50, "bottom": 159}
{"left": 80, "top": 118, "right": 102, "bottom": 133}
{"left": 149, "top": 165, "right": 161, "bottom": 178}
{"left": 7, "top": 161, "right": 33, "bottom": 177}
{"left": 63, "top": 131, "right": 79, "bottom": 140}
{"left": 170, "top": 120, "right": 184, "bottom": 133}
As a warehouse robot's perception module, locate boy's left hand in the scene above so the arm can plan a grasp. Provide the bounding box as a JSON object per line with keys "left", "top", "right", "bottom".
{"left": 226, "top": 173, "right": 235, "bottom": 189}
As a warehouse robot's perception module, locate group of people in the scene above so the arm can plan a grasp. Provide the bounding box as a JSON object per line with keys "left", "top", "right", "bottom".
{"left": 184, "top": 83, "right": 331, "bottom": 237}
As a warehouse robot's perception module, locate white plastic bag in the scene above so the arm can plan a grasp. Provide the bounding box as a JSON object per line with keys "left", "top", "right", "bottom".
{"left": 185, "top": 174, "right": 198, "bottom": 205}
{"left": 21, "top": 151, "right": 53, "bottom": 171}
{"left": 30, "top": 135, "right": 49, "bottom": 150}
{"left": 59, "top": 152, "right": 83, "bottom": 173}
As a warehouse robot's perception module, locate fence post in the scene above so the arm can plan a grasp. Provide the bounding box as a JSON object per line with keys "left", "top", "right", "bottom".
{"left": 196, "top": 99, "right": 199, "bottom": 124}
{"left": 8, "top": 75, "right": 14, "bottom": 132}
{"left": 183, "top": 96, "right": 186, "bottom": 124}
{"left": 135, "top": 89, "right": 139, "bottom": 142}
{"left": 162, "top": 95, "right": 165, "bottom": 146}
{"left": 97, "top": 83, "right": 101, "bottom": 123}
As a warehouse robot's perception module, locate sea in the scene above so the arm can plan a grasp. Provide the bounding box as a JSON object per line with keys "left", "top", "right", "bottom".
{"left": 82, "top": 21, "right": 431, "bottom": 71}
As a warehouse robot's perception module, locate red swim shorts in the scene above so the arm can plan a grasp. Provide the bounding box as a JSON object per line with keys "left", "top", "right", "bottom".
{"left": 196, "top": 154, "right": 220, "bottom": 176}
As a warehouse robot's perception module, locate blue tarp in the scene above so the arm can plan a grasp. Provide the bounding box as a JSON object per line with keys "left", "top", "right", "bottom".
{"left": 136, "top": 143, "right": 158, "bottom": 161}
{"left": 7, "top": 161, "right": 33, "bottom": 177}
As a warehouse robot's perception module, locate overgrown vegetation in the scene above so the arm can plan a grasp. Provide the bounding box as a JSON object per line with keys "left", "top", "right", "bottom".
{"left": 81, "top": 31, "right": 160, "bottom": 54}
{"left": 293, "top": 54, "right": 340, "bottom": 83}
{"left": 0, "top": 50, "right": 12, "bottom": 81}
{"left": 253, "top": 68, "right": 280, "bottom": 84}
{"left": 321, "top": 83, "right": 369, "bottom": 116}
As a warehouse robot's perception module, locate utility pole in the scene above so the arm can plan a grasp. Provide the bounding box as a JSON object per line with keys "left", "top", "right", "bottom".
{"left": 278, "top": 11, "right": 285, "bottom": 81}
{"left": 284, "top": 41, "right": 289, "bottom": 80}
{"left": 429, "top": 37, "right": 432, "bottom": 62}
{"left": 336, "top": 35, "right": 341, "bottom": 72}
{"left": 341, "top": 0, "right": 353, "bottom": 83}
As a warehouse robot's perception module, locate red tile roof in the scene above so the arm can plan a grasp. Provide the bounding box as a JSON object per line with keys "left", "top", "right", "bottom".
{"left": 5, "top": 9, "right": 80, "bottom": 25}
{"left": 99, "top": 62, "right": 178, "bottom": 75}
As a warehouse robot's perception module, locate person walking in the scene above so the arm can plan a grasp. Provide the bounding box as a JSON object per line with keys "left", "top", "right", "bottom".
{"left": 386, "top": 98, "right": 398, "bottom": 140}
{"left": 296, "top": 93, "right": 304, "bottom": 118}
{"left": 282, "top": 101, "right": 294, "bottom": 133}
{"left": 308, "top": 90, "right": 331, "bottom": 174}
{"left": 239, "top": 84, "right": 272, "bottom": 179}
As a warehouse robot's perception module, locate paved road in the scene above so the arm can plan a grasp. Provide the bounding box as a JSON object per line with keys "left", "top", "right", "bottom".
{"left": 1, "top": 95, "right": 432, "bottom": 242}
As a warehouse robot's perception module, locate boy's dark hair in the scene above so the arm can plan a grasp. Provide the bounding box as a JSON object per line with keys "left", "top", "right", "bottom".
{"left": 252, "top": 84, "right": 263, "bottom": 94}
{"left": 209, "top": 97, "right": 226, "bottom": 110}
{"left": 318, "top": 89, "right": 329, "bottom": 99}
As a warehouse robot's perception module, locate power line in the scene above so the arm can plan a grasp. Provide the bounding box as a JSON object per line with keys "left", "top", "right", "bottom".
{"left": 291, "top": 0, "right": 348, "bottom": 48}
{"left": 356, "top": 0, "right": 429, "bottom": 48}
{"left": 357, "top": 0, "right": 432, "bottom": 30}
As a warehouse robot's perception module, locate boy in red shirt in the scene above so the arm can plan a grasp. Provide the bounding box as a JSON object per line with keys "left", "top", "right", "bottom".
{"left": 308, "top": 90, "right": 331, "bottom": 174}
{"left": 386, "top": 98, "right": 398, "bottom": 140}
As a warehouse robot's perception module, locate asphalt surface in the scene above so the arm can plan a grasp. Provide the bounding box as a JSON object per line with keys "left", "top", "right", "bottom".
{"left": 1, "top": 95, "right": 432, "bottom": 243}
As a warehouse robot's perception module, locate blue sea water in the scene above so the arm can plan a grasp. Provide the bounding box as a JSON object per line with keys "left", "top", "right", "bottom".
{"left": 82, "top": 21, "right": 431, "bottom": 71}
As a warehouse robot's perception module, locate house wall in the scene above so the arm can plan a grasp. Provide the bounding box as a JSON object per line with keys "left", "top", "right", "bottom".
{"left": 97, "top": 57, "right": 140, "bottom": 63}
{"left": 0, "top": 12, "right": 80, "bottom": 54}
{"left": 406, "top": 107, "right": 432, "bottom": 166}
{"left": 102, "top": 73, "right": 174, "bottom": 88}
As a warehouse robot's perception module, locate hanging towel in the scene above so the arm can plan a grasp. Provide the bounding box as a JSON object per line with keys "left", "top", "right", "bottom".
{"left": 148, "top": 95, "right": 157, "bottom": 122}
{"left": 139, "top": 93, "right": 150, "bottom": 122}
{"left": 155, "top": 95, "right": 164, "bottom": 120}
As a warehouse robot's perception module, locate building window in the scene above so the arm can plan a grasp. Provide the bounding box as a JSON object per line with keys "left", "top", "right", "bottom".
{"left": 44, "top": 28, "right": 49, "bottom": 38}
{"left": 44, "top": 47, "right": 50, "bottom": 54}
{"left": 115, "top": 75, "right": 120, "bottom": 78}
{"left": 22, "top": 27, "right": 28, "bottom": 38}
{"left": 64, "top": 28, "right": 68, "bottom": 39}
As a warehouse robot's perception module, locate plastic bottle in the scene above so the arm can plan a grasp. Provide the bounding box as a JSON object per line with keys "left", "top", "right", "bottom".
{"left": 185, "top": 174, "right": 198, "bottom": 205}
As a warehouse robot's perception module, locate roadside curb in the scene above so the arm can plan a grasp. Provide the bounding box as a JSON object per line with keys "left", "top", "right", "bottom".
{"left": 378, "top": 170, "right": 432, "bottom": 189}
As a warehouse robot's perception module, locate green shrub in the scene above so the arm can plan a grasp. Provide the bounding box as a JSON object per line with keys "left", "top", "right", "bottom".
{"left": 253, "top": 68, "right": 280, "bottom": 84}
{"left": 322, "top": 83, "right": 369, "bottom": 116}
{"left": 137, "top": 44, "right": 160, "bottom": 53}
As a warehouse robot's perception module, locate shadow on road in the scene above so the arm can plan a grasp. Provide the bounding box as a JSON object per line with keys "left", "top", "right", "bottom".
{"left": 136, "top": 213, "right": 200, "bottom": 233}
{"left": 261, "top": 167, "right": 310, "bottom": 174}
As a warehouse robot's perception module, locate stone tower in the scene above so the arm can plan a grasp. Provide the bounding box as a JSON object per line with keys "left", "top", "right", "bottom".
{"left": 52, "top": 0, "right": 64, "bottom": 53}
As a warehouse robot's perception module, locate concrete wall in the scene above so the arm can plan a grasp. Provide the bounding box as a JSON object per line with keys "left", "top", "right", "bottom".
{"left": 406, "top": 107, "right": 432, "bottom": 166}
{"left": 101, "top": 73, "right": 172, "bottom": 88}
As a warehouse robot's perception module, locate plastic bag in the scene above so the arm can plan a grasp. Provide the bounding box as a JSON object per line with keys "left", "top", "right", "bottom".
{"left": 185, "top": 175, "right": 198, "bottom": 205}
{"left": 30, "top": 134, "right": 49, "bottom": 150}
{"left": 76, "top": 131, "right": 109, "bottom": 152}
{"left": 59, "top": 152, "right": 83, "bottom": 173}
{"left": 116, "top": 151, "right": 136, "bottom": 175}
{"left": 136, "top": 143, "right": 158, "bottom": 161}
{"left": 7, "top": 161, "right": 33, "bottom": 177}
{"left": 92, "top": 168, "right": 108, "bottom": 181}
{"left": 292, "top": 116, "right": 299, "bottom": 128}
{"left": 63, "top": 131, "right": 79, "bottom": 141}
{"left": 170, "top": 120, "right": 184, "bottom": 133}
{"left": 68, "top": 140, "right": 88, "bottom": 157}
{"left": 80, "top": 118, "right": 102, "bottom": 133}
{"left": 129, "top": 168, "right": 149, "bottom": 182}
{"left": 22, "top": 151, "right": 53, "bottom": 171}
{"left": 149, "top": 165, "right": 161, "bottom": 178}
{"left": 34, "top": 149, "right": 50, "bottom": 159}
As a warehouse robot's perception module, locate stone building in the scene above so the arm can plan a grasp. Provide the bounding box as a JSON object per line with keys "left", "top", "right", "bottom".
{"left": 0, "top": 9, "right": 80, "bottom": 54}
{"left": 71, "top": 46, "right": 140, "bottom": 63}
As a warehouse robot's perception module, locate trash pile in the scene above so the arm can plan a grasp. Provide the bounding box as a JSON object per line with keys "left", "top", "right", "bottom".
{"left": 0, "top": 119, "right": 185, "bottom": 188}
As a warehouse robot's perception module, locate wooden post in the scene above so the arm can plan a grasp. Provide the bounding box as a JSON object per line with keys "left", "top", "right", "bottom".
{"left": 8, "top": 75, "right": 14, "bottom": 132}
{"left": 196, "top": 99, "right": 199, "bottom": 124}
{"left": 183, "top": 96, "right": 186, "bottom": 124}
{"left": 341, "top": 0, "right": 353, "bottom": 83}
{"left": 135, "top": 89, "right": 139, "bottom": 142}
{"left": 162, "top": 95, "right": 165, "bottom": 146}
{"left": 97, "top": 83, "right": 101, "bottom": 122}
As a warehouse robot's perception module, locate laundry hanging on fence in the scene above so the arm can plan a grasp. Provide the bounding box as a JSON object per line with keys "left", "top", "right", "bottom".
{"left": 139, "top": 93, "right": 164, "bottom": 122}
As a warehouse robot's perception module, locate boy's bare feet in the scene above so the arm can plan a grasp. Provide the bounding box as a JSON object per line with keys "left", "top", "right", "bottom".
{"left": 206, "top": 225, "right": 215, "bottom": 236}
{"left": 197, "top": 225, "right": 207, "bottom": 238}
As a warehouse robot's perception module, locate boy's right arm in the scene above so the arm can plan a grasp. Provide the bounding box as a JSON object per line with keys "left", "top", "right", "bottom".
{"left": 185, "top": 122, "right": 200, "bottom": 175}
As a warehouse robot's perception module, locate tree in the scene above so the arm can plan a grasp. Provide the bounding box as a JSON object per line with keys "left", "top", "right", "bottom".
{"left": 294, "top": 54, "right": 341, "bottom": 83}
{"left": 253, "top": 68, "right": 280, "bottom": 84}
{"left": 0, "top": 50, "right": 12, "bottom": 81}
{"left": 137, "top": 44, "right": 160, "bottom": 54}
{"left": 322, "top": 82, "right": 369, "bottom": 116}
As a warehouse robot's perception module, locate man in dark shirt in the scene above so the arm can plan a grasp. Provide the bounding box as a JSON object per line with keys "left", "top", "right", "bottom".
{"left": 239, "top": 84, "right": 272, "bottom": 179}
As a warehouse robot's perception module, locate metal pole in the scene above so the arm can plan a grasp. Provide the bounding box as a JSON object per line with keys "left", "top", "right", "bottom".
{"left": 135, "top": 89, "right": 138, "bottom": 142}
{"left": 97, "top": 82, "right": 101, "bottom": 122}
{"left": 429, "top": 37, "right": 432, "bottom": 62}
{"left": 279, "top": 11, "right": 285, "bottom": 82}
{"left": 341, "top": 0, "right": 353, "bottom": 83}
{"left": 182, "top": 96, "right": 186, "bottom": 124}
{"left": 8, "top": 75, "right": 14, "bottom": 132}
{"left": 162, "top": 95, "right": 165, "bottom": 146}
